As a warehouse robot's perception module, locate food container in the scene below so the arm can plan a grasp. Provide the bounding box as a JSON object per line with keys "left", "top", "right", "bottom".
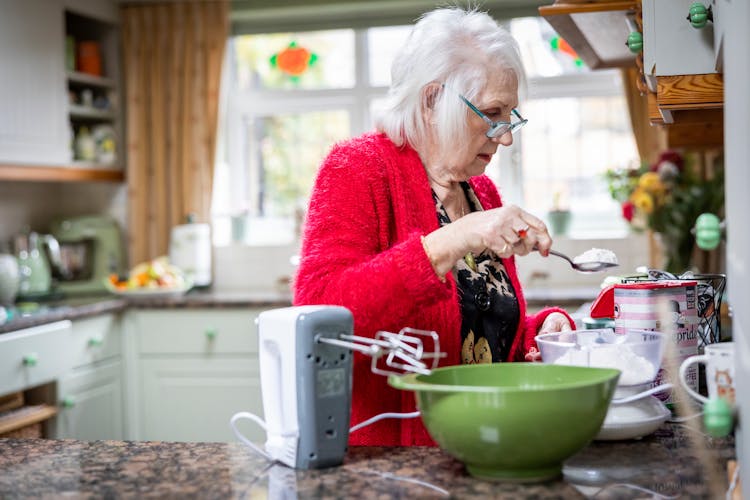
{"left": 590, "top": 280, "right": 699, "bottom": 406}
{"left": 536, "top": 329, "right": 671, "bottom": 440}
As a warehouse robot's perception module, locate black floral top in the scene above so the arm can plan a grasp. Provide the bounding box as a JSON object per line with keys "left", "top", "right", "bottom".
{"left": 431, "top": 182, "right": 520, "bottom": 363}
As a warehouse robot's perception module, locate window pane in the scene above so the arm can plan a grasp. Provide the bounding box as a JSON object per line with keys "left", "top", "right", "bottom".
{"left": 367, "top": 25, "right": 411, "bottom": 87}
{"left": 520, "top": 96, "right": 638, "bottom": 238}
{"left": 233, "top": 30, "right": 355, "bottom": 90}
{"left": 257, "top": 110, "right": 349, "bottom": 217}
{"left": 222, "top": 110, "right": 350, "bottom": 245}
{"left": 510, "top": 17, "right": 591, "bottom": 77}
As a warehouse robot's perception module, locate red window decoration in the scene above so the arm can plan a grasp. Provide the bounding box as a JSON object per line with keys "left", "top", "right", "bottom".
{"left": 550, "top": 36, "right": 583, "bottom": 68}
{"left": 270, "top": 41, "right": 318, "bottom": 79}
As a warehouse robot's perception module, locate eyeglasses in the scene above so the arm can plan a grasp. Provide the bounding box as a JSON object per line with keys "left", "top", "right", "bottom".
{"left": 443, "top": 85, "right": 528, "bottom": 138}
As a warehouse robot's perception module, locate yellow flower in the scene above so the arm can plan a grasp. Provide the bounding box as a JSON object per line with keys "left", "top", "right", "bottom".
{"left": 638, "top": 172, "right": 666, "bottom": 195}
{"left": 630, "top": 188, "right": 654, "bottom": 214}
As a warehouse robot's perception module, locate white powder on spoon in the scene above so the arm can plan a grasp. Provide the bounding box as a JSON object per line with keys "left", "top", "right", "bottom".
{"left": 573, "top": 248, "right": 618, "bottom": 265}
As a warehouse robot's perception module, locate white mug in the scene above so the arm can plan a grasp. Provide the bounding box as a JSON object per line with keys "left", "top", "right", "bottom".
{"left": 679, "top": 342, "right": 735, "bottom": 405}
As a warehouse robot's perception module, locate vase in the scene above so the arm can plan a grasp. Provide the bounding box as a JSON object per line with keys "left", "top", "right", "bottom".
{"left": 652, "top": 231, "right": 696, "bottom": 274}
{"left": 547, "top": 210, "right": 571, "bottom": 236}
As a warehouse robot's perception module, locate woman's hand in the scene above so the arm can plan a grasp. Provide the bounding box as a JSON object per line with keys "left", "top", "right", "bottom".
{"left": 526, "top": 312, "right": 573, "bottom": 362}
{"left": 537, "top": 312, "right": 573, "bottom": 335}
{"left": 459, "top": 203, "right": 551, "bottom": 259}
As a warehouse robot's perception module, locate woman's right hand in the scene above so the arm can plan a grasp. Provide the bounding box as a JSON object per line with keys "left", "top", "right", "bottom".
{"left": 458, "top": 203, "right": 551, "bottom": 259}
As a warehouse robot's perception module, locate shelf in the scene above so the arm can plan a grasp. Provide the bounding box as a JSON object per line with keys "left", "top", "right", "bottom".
{"left": 67, "top": 71, "right": 115, "bottom": 88}
{"left": 69, "top": 104, "right": 116, "bottom": 120}
{"left": 0, "top": 404, "right": 57, "bottom": 436}
{"left": 0, "top": 164, "right": 124, "bottom": 182}
{"left": 538, "top": 1, "right": 638, "bottom": 69}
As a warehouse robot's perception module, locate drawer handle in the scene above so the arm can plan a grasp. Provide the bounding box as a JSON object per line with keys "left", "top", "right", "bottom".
{"left": 88, "top": 337, "right": 103, "bottom": 347}
{"left": 687, "top": 3, "right": 713, "bottom": 29}
{"left": 205, "top": 328, "right": 217, "bottom": 340}
{"left": 626, "top": 31, "right": 643, "bottom": 54}
{"left": 62, "top": 396, "right": 75, "bottom": 409}
{"left": 23, "top": 353, "right": 38, "bottom": 367}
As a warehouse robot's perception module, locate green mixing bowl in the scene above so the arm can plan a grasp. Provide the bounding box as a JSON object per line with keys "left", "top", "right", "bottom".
{"left": 388, "top": 363, "right": 619, "bottom": 482}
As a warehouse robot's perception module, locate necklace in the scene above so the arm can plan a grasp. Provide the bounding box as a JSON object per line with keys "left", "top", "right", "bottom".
{"left": 458, "top": 193, "right": 479, "bottom": 273}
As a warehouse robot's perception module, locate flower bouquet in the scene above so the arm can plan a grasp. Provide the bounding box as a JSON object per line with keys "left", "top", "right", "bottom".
{"left": 605, "top": 151, "right": 724, "bottom": 274}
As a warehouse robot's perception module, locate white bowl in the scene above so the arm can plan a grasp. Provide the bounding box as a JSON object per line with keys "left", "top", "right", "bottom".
{"left": 536, "top": 329, "right": 666, "bottom": 387}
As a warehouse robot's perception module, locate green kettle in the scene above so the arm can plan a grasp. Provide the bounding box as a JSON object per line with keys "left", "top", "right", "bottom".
{"left": 14, "top": 231, "right": 61, "bottom": 298}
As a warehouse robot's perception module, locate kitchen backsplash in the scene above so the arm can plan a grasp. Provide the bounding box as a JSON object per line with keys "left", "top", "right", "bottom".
{"left": 0, "top": 182, "right": 127, "bottom": 250}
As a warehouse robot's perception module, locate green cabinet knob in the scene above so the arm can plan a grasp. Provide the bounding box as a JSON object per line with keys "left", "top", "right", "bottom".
{"left": 687, "top": 3, "right": 713, "bottom": 29}
{"left": 88, "top": 337, "right": 103, "bottom": 347}
{"left": 62, "top": 396, "right": 75, "bottom": 409}
{"left": 695, "top": 213, "right": 723, "bottom": 250}
{"left": 22, "top": 353, "right": 38, "bottom": 367}
{"left": 205, "top": 328, "right": 217, "bottom": 340}
{"left": 626, "top": 31, "right": 643, "bottom": 53}
{"left": 703, "top": 397, "right": 733, "bottom": 437}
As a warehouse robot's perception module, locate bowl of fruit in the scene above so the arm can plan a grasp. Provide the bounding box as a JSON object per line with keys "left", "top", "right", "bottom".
{"left": 105, "top": 256, "right": 193, "bottom": 299}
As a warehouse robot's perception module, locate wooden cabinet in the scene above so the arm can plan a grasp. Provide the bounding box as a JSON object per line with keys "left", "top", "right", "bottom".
{"left": 540, "top": 0, "right": 724, "bottom": 139}
{"left": 538, "top": 1, "right": 638, "bottom": 69}
{"left": 124, "top": 309, "right": 264, "bottom": 443}
{"left": 53, "top": 314, "right": 125, "bottom": 440}
{"left": 0, "top": 0, "right": 124, "bottom": 182}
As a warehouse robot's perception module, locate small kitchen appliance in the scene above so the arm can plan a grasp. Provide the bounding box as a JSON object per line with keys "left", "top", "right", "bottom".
{"left": 235, "top": 305, "right": 443, "bottom": 470}
{"left": 256, "top": 305, "right": 355, "bottom": 470}
{"left": 169, "top": 214, "right": 212, "bottom": 287}
{"left": 536, "top": 329, "right": 671, "bottom": 441}
{"left": 48, "top": 215, "right": 125, "bottom": 295}
{"left": 12, "top": 230, "right": 61, "bottom": 299}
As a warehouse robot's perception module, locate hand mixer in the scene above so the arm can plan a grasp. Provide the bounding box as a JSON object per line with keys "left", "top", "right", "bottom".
{"left": 233, "top": 305, "right": 443, "bottom": 470}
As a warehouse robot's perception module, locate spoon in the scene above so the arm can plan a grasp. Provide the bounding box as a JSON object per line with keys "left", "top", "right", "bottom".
{"left": 548, "top": 249, "right": 619, "bottom": 273}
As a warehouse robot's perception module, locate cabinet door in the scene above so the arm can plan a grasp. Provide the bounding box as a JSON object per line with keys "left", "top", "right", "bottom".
{"left": 139, "top": 357, "right": 263, "bottom": 443}
{"left": 70, "top": 314, "right": 121, "bottom": 369}
{"left": 54, "top": 360, "right": 124, "bottom": 440}
{"left": 0, "top": 0, "right": 69, "bottom": 164}
{"left": 643, "top": 0, "right": 718, "bottom": 77}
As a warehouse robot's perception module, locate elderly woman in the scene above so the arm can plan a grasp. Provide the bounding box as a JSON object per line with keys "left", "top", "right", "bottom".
{"left": 294, "top": 7, "right": 574, "bottom": 446}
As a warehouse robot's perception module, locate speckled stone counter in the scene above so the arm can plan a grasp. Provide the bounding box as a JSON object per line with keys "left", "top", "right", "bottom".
{"left": 0, "top": 289, "right": 292, "bottom": 334}
{"left": 0, "top": 423, "right": 735, "bottom": 499}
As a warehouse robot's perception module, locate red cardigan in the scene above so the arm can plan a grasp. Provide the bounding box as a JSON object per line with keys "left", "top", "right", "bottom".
{"left": 294, "top": 132, "right": 572, "bottom": 446}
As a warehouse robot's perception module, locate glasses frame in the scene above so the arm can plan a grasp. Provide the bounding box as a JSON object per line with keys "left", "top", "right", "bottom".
{"left": 442, "top": 84, "right": 528, "bottom": 138}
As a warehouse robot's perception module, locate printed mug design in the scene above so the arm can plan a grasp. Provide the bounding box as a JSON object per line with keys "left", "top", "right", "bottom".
{"left": 715, "top": 369, "right": 735, "bottom": 404}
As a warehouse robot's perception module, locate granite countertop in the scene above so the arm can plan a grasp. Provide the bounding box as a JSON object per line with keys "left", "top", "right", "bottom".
{"left": 0, "top": 423, "right": 735, "bottom": 498}
{"left": 0, "top": 289, "right": 292, "bottom": 334}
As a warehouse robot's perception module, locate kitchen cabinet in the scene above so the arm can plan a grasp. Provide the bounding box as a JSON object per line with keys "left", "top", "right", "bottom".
{"left": 124, "top": 309, "right": 264, "bottom": 443}
{"left": 537, "top": 1, "right": 638, "bottom": 70}
{"left": 0, "top": 321, "right": 73, "bottom": 396}
{"left": 0, "top": 320, "right": 72, "bottom": 438}
{"left": 0, "top": 0, "right": 124, "bottom": 182}
{"left": 539, "top": 0, "right": 724, "bottom": 135}
{"left": 0, "top": 0, "right": 69, "bottom": 166}
{"left": 53, "top": 314, "right": 124, "bottom": 440}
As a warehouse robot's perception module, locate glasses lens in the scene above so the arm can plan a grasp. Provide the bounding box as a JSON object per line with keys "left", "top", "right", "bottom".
{"left": 487, "top": 123, "right": 511, "bottom": 138}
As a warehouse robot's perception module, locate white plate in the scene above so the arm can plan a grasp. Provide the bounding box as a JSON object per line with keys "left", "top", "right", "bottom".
{"left": 104, "top": 280, "right": 193, "bottom": 299}
{"left": 595, "top": 396, "right": 671, "bottom": 441}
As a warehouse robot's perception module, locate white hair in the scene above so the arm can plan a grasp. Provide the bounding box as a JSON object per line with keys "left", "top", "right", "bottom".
{"left": 374, "top": 7, "right": 526, "bottom": 153}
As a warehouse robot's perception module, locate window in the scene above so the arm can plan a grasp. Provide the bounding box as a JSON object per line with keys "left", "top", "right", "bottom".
{"left": 213, "top": 18, "right": 639, "bottom": 246}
